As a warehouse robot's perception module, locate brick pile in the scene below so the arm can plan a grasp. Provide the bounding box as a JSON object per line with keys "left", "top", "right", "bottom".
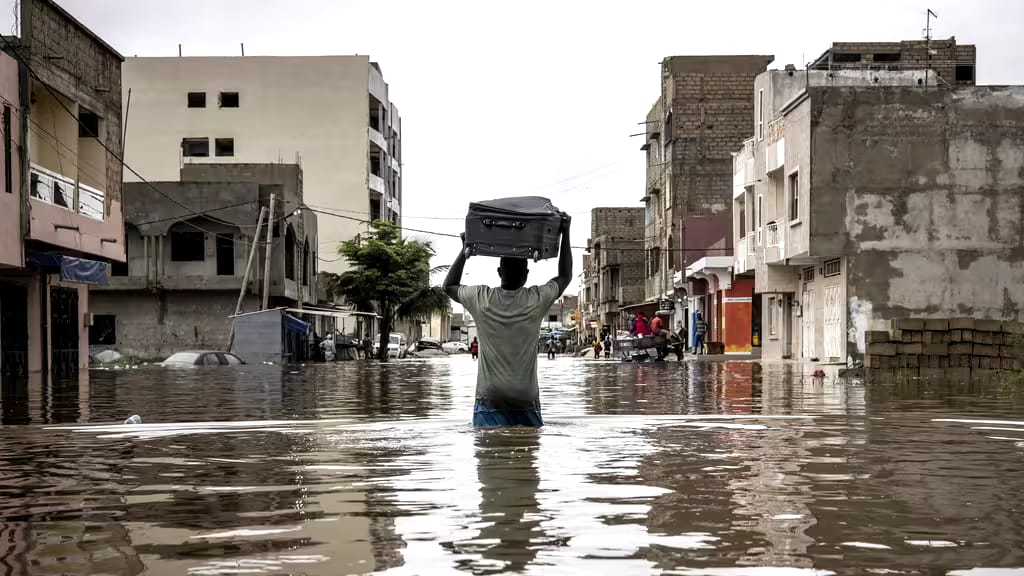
{"left": 865, "top": 318, "right": 1024, "bottom": 379}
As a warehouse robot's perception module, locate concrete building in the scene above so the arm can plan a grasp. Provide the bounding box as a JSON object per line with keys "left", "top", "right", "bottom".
{"left": 121, "top": 55, "right": 402, "bottom": 273}
{"left": 808, "top": 37, "right": 977, "bottom": 88}
{"left": 641, "top": 55, "right": 773, "bottom": 345}
{"left": 0, "top": 0, "right": 124, "bottom": 377}
{"left": 585, "top": 207, "right": 645, "bottom": 337}
{"left": 634, "top": 57, "right": 770, "bottom": 344}
{"left": 90, "top": 163, "right": 317, "bottom": 360}
{"left": 730, "top": 51, "right": 1024, "bottom": 364}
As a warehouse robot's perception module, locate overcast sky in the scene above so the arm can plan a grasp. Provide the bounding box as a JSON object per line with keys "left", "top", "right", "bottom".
{"left": 5, "top": 0, "right": 1022, "bottom": 294}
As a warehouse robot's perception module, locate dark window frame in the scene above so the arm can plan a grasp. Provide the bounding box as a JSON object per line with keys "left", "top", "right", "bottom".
{"left": 215, "top": 137, "right": 235, "bottom": 157}
{"left": 219, "top": 92, "right": 240, "bottom": 108}
{"left": 170, "top": 230, "right": 206, "bottom": 262}
{"left": 187, "top": 92, "right": 206, "bottom": 108}
{"left": 3, "top": 105, "right": 10, "bottom": 194}
{"left": 78, "top": 110, "right": 99, "bottom": 138}
{"left": 215, "top": 233, "right": 235, "bottom": 276}
{"left": 89, "top": 314, "right": 117, "bottom": 345}
{"left": 955, "top": 65, "right": 975, "bottom": 82}
{"left": 182, "top": 137, "right": 210, "bottom": 158}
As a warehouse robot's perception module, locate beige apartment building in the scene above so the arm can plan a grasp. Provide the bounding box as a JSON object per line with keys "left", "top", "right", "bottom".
{"left": 729, "top": 40, "right": 1024, "bottom": 365}
{"left": 121, "top": 55, "right": 402, "bottom": 273}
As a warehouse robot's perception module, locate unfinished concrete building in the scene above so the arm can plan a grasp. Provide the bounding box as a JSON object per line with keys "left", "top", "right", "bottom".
{"left": 584, "top": 207, "right": 645, "bottom": 337}
{"left": 90, "top": 163, "right": 318, "bottom": 360}
{"left": 809, "top": 37, "right": 977, "bottom": 88}
{"left": 732, "top": 60, "right": 1023, "bottom": 363}
{"left": 641, "top": 55, "right": 773, "bottom": 343}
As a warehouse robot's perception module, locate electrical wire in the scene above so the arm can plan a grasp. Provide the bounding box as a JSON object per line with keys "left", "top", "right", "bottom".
{"left": 0, "top": 33, "right": 286, "bottom": 250}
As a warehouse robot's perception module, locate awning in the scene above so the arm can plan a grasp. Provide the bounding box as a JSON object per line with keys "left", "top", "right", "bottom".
{"left": 26, "top": 252, "right": 109, "bottom": 285}
{"left": 282, "top": 313, "right": 311, "bottom": 335}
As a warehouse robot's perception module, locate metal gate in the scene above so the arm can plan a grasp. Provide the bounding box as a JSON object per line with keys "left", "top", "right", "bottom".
{"left": 802, "top": 289, "right": 815, "bottom": 359}
{"left": 49, "top": 287, "right": 79, "bottom": 377}
{"left": 823, "top": 284, "right": 842, "bottom": 360}
{"left": 0, "top": 284, "right": 29, "bottom": 376}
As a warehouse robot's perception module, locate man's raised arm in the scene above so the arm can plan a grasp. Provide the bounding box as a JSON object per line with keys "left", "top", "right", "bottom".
{"left": 553, "top": 214, "right": 573, "bottom": 295}
{"left": 444, "top": 235, "right": 469, "bottom": 303}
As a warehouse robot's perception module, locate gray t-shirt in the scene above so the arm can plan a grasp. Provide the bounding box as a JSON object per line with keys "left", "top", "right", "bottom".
{"left": 458, "top": 280, "right": 561, "bottom": 410}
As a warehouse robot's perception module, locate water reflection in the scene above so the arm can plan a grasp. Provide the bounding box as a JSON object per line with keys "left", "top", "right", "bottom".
{"left": 0, "top": 359, "right": 1023, "bottom": 575}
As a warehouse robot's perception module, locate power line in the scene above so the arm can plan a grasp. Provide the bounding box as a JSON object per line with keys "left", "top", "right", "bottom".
{"left": 0, "top": 34, "right": 281, "bottom": 251}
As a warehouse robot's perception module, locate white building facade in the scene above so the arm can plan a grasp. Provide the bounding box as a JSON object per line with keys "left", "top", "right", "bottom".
{"left": 121, "top": 56, "right": 402, "bottom": 274}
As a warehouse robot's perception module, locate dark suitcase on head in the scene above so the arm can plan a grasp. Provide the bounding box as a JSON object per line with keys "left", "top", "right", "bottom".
{"left": 464, "top": 196, "right": 564, "bottom": 261}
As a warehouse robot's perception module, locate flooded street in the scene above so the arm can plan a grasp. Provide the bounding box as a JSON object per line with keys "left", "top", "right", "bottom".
{"left": 1, "top": 358, "right": 1024, "bottom": 575}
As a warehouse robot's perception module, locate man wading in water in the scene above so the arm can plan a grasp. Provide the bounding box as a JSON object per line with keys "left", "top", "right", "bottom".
{"left": 444, "top": 217, "right": 573, "bottom": 427}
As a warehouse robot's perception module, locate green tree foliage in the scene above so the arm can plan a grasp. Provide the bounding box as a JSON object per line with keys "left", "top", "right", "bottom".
{"left": 328, "top": 221, "right": 449, "bottom": 360}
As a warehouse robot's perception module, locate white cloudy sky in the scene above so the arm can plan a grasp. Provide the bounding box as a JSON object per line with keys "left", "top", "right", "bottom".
{"left": 6, "top": 0, "right": 1022, "bottom": 292}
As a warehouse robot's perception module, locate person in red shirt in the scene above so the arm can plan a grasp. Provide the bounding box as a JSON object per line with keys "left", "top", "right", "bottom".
{"left": 650, "top": 313, "right": 669, "bottom": 359}
{"left": 635, "top": 314, "right": 651, "bottom": 336}
{"left": 650, "top": 314, "right": 663, "bottom": 334}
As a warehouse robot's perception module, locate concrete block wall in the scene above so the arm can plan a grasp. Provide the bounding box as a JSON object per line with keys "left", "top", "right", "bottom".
{"left": 865, "top": 318, "right": 1024, "bottom": 380}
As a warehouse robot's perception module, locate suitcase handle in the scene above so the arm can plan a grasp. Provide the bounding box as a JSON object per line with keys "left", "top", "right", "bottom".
{"left": 481, "top": 218, "right": 525, "bottom": 229}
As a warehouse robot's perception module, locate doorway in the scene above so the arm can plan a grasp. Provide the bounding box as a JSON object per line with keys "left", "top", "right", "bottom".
{"left": 50, "top": 287, "right": 79, "bottom": 377}
{"left": 216, "top": 233, "right": 235, "bottom": 276}
{"left": 0, "top": 283, "right": 29, "bottom": 376}
{"left": 823, "top": 284, "right": 842, "bottom": 360}
{"left": 801, "top": 289, "right": 815, "bottom": 360}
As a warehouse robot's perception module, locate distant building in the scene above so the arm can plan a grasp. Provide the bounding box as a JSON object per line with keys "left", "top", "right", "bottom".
{"left": 808, "top": 37, "right": 976, "bottom": 88}
{"left": 585, "top": 207, "right": 645, "bottom": 336}
{"left": 0, "top": 0, "right": 124, "bottom": 376}
{"left": 90, "top": 163, "right": 317, "bottom": 360}
{"left": 641, "top": 55, "right": 774, "bottom": 346}
{"left": 121, "top": 55, "right": 403, "bottom": 274}
{"left": 732, "top": 52, "right": 1024, "bottom": 363}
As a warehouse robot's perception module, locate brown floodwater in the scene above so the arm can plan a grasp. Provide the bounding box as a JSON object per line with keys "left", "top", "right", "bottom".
{"left": 1, "top": 357, "right": 1024, "bottom": 575}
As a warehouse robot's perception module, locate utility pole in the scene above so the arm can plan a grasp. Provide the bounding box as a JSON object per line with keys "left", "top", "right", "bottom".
{"left": 262, "top": 193, "right": 276, "bottom": 310}
{"left": 924, "top": 8, "right": 937, "bottom": 87}
{"left": 227, "top": 207, "right": 267, "bottom": 351}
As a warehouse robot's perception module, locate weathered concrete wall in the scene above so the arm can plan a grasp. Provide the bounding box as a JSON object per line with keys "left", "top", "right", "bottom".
{"left": 0, "top": 52, "right": 21, "bottom": 268}
{"left": 810, "top": 86, "right": 1024, "bottom": 357}
{"left": 90, "top": 291, "right": 259, "bottom": 360}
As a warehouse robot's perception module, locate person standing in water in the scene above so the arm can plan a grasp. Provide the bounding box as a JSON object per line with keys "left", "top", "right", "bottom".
{"left": 470, "top": 337, "right": 479, "bottom": 360}
{"left": 444, "top": 217, "right": 573, "bottom": 427}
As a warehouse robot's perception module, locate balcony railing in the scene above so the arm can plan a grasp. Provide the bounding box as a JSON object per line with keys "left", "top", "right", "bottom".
{"left": 766, "top": 117, "right": 784, "bottom": 144}
{"left": 746, "top": 233, "right": 756, "bottom": 255}
{"left": 766, "top": 222, "right": 781, "bottom": 247}
{"left": 30, "top": 163, "right": 105, "bottom": 221}
{"left": 742, "top": 137, "right": 755, "bottom": 155}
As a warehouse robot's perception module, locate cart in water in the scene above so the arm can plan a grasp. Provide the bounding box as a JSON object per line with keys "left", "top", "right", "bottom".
{"left": 615, "top": 335, "right": 667, "bottom": 362}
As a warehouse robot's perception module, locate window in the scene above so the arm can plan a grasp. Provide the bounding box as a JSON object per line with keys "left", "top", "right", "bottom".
{"left": 789, "top": 171, "right": 800, "bottom": 221}
{"left": 756, "top": 194, "right": 763, "bottom": 229}
{"left": 832, "top": 52, "right": 861, "bottom": 63}
{"left": 955, "top": 65, "right": 975, "bottom": 82}
{"left": 768, "top": 297, "right": 776, "bottom": 336}
{"left": 201, "top": 353, "right": 223, "bottom": 366}
{"left": 872, "top": 52, "right": 900, "bottom": 63}
{"left": 302, "top": 240, "right": 310, "bottom": 286}
{"left": 216, "top": 233, "right": 234, "bottom": 276}
{"left": 802, "top": 267, "right": 815, "bottom": 283}
{"left": 219, "top": 92, "right": 239, "bottom": 108}
{"left": 215, "top": 138, "right": 234, "bottom": 157}
{"left": 824, "top": 258, "right": 841, "bottom": 278}
{"left": 111, "top": 260, "right": 128, "bottom": 276}
{"left": 548, "top": 315, "right": 558, "bottom": 322}
{"left": 3, "top": 105, "right": 10, "bottom": 194}
{"left": 89, "top": 314, "right": 116, "bottom": 345}
{"left": 757, "top": 89, "right": 764, "bottom": 141}
{"left": 171, "top": 231, "right": 206, "bottom": 261}
{"left": 737, "top": 200, "right": 745, "bottom": 240}
{"left": 182, "top": 138, "right": 209, "bottom": 157}
{"left": 284, "top": 225, "right": 296, "bottom": 280}
{"left": 222, "top": 353, "right": 242, "bottom": 366}
{"left": 187, "top": 92, "right": 206, "bottom": 108}
{"left": 78, "top": 109, "right": 99, "bottom": 138}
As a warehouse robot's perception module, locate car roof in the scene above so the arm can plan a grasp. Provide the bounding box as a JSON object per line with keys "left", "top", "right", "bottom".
{"left": 175, "top": 350, "right": 233, "bottom": 355}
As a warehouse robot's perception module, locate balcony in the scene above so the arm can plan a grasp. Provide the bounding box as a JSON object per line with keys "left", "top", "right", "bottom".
{"left": 600, "top": 250, "right": 621, "bottom": 268}
{"left": 766, "top": 117, "right": 784, "bottom": 144}
{"left": 764, "top": 221, "right": 786, "bottom": 264}
{"left": 735, "top": 234, "right": 757, "bottom": 275}
{"left": 30, "top": 163, "right": 107, "bottom": 220}
{"left": 369, "top": 173, "right": 386, "bottom": 195}
{"left": 369, "top": 126, "right": 388, "bottom": 151}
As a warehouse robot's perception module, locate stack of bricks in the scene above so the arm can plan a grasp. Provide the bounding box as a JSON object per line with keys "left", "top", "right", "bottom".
{"left": 865, "top": 318, "right": 1024, "bottom": 380}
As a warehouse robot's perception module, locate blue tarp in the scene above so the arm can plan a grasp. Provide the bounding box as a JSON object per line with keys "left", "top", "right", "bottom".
{"left": 26, "top": 252, "right": 109, "bottom": 285}
{"left": 282, "top": 313, "right": 311, "bottom": 335}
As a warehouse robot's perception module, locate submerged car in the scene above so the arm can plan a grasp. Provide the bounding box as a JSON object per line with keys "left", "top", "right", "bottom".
{"left": 161, "top": 351, "right": 246, "bottom": 367}
{"left": 442, "top": 341, "right": 469, "bottom": 354}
